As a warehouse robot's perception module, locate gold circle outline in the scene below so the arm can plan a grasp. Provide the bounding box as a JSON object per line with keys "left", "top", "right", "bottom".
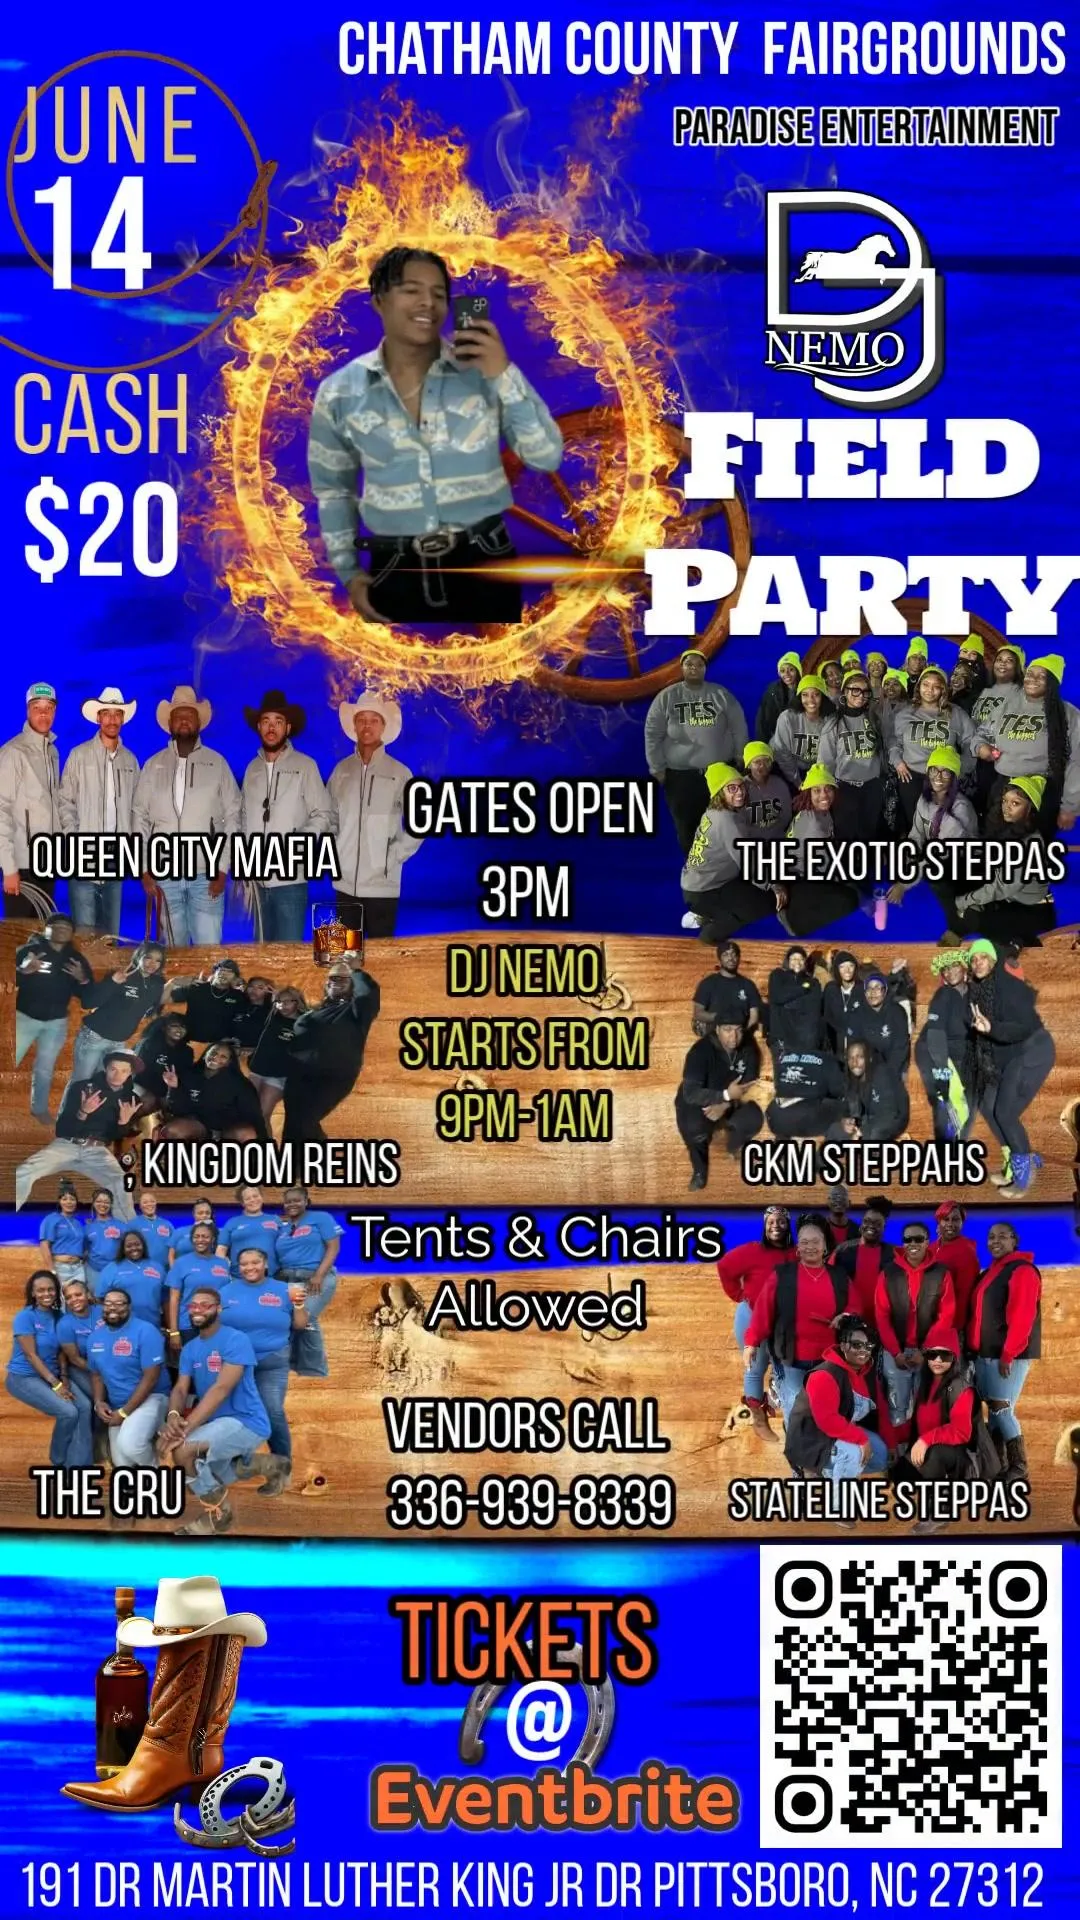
{"left": 1, "top": 48, "right": 269, "bottom": 373}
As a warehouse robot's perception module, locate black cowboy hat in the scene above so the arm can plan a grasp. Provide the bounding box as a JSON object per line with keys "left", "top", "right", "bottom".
{"left": 243, "top": 689, "right": 306, "bottom": 737}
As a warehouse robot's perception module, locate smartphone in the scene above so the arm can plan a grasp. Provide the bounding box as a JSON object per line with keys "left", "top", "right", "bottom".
{"left": 453, "top": 294, "right": 489, "bottom": 330}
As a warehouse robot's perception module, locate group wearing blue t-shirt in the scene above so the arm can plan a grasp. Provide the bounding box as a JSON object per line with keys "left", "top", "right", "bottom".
{"left": 109, "top": 1259, "right": 166, "bottom": 1327}
{"left": 40, "top": 1212, "right": 88, "bottom": 1264}
{"left": 6, "top": 1303, "right": 92, "bottom": 1468}
{"left": 87, "top": 1320, "right": 167, "bottom": 1405}
{"left": 180, "top": 1325, "right": 272, "bottom": 1440}
{"left": 168, "top": 1253, "right": 234, "bottom": 1333}
{"left": 219, "top": 1276, "right": 293, "bottom": 1359}
{"left": 218, "top": 1212, "right": 281, "bottom": 1274}
{"left": 84, "top": 1218, "right": 124, "bottom": 1277}
{"left": 137, "top": 1214, "right": 174, "bottom": 1258}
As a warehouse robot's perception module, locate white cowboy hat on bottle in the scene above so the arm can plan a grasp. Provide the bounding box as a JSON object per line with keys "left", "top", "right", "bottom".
{"left": 118, "top": 1576, "right": 266, "bottom": 1649}
{"left": 338, "top": 691, "right": 401, "bottom": 745}
{"left": 156, "top": 685, "right": 212, "bottom": 732}
{"left": 81, "top": 686, "right": 137, "bottom": 724}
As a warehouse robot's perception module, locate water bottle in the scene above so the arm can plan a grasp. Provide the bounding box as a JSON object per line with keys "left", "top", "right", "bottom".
{"left": 873, "top": 889, "right": 888, "bottom": 931}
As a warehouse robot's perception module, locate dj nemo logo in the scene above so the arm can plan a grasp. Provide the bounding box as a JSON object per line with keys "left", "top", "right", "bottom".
{"left": 765, "top": 189, "right": 943, "bottom": 410}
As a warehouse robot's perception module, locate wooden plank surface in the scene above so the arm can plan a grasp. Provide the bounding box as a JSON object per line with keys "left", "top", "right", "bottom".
{"left": 2, "top": 929, "right": 1077, "bottom": 1206}
{"left": 0, "top": 1250, "right": 1076, "bottom": 1539}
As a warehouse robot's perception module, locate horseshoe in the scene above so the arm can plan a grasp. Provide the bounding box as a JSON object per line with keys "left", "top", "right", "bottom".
{"left": 458, "top": 1640, "right": 614, "bottom": 1771}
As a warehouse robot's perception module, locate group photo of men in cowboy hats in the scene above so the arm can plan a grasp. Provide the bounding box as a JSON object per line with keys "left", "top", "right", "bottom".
{"left": 1, "top": 679, "right": 422, "bottom": 946}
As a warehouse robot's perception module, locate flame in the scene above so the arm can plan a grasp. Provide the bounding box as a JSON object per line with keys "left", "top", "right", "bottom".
{"left": 194, "top": 96, "right": 692, "bottom": 698}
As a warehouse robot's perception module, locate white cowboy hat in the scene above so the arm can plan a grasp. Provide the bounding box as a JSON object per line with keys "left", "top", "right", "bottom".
{"left": 156, "top": 685, "right": 212, "bottom": 732}
{"left": 82, "top": 685, "right": 137, "bottom": 724}
{"left": 118, "top": 1576, "right": 267, "bottom": 1649}
{"left": 338, "top": 692, "right": 401, "bottom": 745}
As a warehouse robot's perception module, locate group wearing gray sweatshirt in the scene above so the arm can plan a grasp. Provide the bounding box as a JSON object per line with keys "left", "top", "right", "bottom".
{"left": 770, "top": 709, "right": 827, "bottom": 786}
{"left": 817, "top": 711, "right": 886, "bottom": 785}
{"left": 887, "top": 703, "right": 979, "bottom": 778}
{"left": 982, "top": 692, "right": 1080, "bottom": 817}
{"left": 645, "top": 681, "right": 748, "bottom": 775}
{"left": 681, "top": 808, "right": 753, "bottom": 893}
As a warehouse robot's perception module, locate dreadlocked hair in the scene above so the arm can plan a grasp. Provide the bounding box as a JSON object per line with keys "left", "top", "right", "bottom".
{"left": 369, "top": 247, "right": 451, "bottom": 301}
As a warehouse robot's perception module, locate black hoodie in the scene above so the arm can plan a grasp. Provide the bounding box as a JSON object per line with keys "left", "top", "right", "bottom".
{"left": 55, "top": 1073, "right": 133, "bottom": 1144}
{"left": 823, "top": 952, "right": 865, "bottom": 1058}
{"left": 166, "top": 1058, "right": 268, "bottom": 1139}
{"left": 16, "top": 936, "right": 92, "bottom": 1022}
{"left": 133, "top": 1016, "right": 195, "bottom": 1099}
{"left": 79, "top": 965, "right": 164, "bottom": 1040}
{"left": 767, "top": 950, "right": 824, "bottom": 1053}
{"left": 287, "top": 969, "right": 382, "bottom": 1080}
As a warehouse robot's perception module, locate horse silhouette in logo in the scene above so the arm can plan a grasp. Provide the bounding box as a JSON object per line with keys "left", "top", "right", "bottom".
{"left": 795, "top": 233, "right": 897, "bottom": 283}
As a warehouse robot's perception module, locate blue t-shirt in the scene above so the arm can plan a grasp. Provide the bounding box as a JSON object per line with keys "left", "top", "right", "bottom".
{"left": 85, "top": 1219, "right": 124, "bottom": 1272}
{"left": 169, "top": 1253, "right": 233, "bottom": 1332}
{"left": 109, "top": 1260, "right": 165, "bottom": 1327}
{"left": 57, "top": 1308, "right": 97, "bottom": 1362}
{"left": 219, "top": 1277, "right": 292, "bottom": 1359}
{"left": 9, "top": 1307, "right": 61, "bottom": 1378}
{"left": 275, "top": 1212, "right": 342, "bottom": 1274}
{"left": 172, "top": 1222, "right": 217, "bottom": 1261}
{"left": 40, "top": 1212, "right": 87, "bottom": 1260}
{"left": 137, "top": 1215, "right": 174, "bottom": 1256}
{"left": 87, "top": 1320, "right": 165, "bottom": 1404}
{"left": 182, "top": 1325, "right": 271, "bottom": 1438}
{"left": 218, "top": 1213, "right": 281, "bottom": 1274}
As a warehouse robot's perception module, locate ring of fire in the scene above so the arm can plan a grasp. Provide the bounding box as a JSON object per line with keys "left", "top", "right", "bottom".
{"left": 203, "top": 107, "right": 746, "bottom": 698}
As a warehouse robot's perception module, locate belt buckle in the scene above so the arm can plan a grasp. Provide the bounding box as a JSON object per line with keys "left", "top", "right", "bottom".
{"left": 413, "top": 529, "right": 457, "bottom": 559}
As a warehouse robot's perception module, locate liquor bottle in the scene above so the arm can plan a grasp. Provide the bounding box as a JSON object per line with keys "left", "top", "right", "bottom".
{"left": 94, "top": 1588, "right": 148, "bottom": 1778}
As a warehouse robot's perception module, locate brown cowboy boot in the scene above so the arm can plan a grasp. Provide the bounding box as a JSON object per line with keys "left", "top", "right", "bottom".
{"left": 62, "top": 1633, "right": 244, "bottom": 1811}
{"left": 745, "top": 1400, "right": 780, "bottom": 1444}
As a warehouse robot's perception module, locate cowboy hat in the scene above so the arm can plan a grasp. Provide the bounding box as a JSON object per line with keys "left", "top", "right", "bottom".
{"left": 244, "top": 689, "right": 306, "bottom": 737}
{"left": 118, "top": 1577, "right": 267, "bottom": 1650}
{"left": 156, "top": 685, "right": 211, "bottom": 732}
{"left": 82, "top": 686, "right": 136, "bottom": 724}
{"left": 337, "top": 692, "right": 401, "bottom": 745}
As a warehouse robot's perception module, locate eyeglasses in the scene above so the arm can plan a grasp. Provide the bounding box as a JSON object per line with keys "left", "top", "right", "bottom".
{"left": 845, "top": 1341, "right": 873, "bottom": 1354}
{"left": 903, "top": 1234, "right": 928, "bottom": 1246}
{"left": 925, "top": 1350, "right": 952, "bottom": 1362}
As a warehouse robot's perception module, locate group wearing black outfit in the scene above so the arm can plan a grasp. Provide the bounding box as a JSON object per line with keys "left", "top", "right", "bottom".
{"left": 13, "top": 921, "right": 382, "bottom": 1213}
{"left": 676, "top": 935, "right": 1052, "bottom": 1195}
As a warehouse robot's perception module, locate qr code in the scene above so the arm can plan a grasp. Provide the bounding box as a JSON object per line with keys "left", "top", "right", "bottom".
{"left": 760, "top": 1545, "right": 1061, "bottom": 1849}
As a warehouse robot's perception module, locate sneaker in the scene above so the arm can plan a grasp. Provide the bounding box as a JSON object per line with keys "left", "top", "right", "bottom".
{"left": 687, "top": 1170, "right": 707, "bottom": 1190}
{"left": 681, "top": 911, "right": 702, "bottom": 930}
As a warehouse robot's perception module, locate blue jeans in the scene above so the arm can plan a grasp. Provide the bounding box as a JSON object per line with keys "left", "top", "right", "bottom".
{"left": 826, "top": 1430, "right": 889, "bottom": 1480}
{"left": 256, "top": 884, "right": 308, "bottom": 943}
{"left": 71, "top": 1027, "right": 116, "bottom": 1087}
{"left": 735, "top": 1300, "right": 768, "bottom": 1402}
{"left": 6, "top": 1371, "right": 93, "bottom": 1467}
{"left": 188, "top": 1417, "right": 267, "bottom": 1496}
{"left": 975, "top": 1356, "right": 1032, "bottom": 1442}
{"left": 15, "top": 1011, "right": 69, "bottom": 1117}
{"left": 776, "top": 1362, "right": 809, "bottom": 1427}
{"left": 280, "top": 1267, "right": 338, "bottom": 1377}
{"left": 158, "top": 876, "right": 223, "bottom": 947}
{"left": 68, "top": 879, "right": 122, "bottom": 936}
{"left": 881, "top": 1348, "right": 918, "bottom": 1426}
{"left": 253, "top": 1350, "right": 291, "bottom": 1459}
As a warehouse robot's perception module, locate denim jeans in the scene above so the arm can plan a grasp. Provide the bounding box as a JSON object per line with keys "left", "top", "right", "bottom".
{"left": 16, "top": 1140, "right": 135, "bottom": 1218}
{"left": 975, "top": 1356, "right": 1032, "bottom": 1442}
{"left": 881, "top": 1348, "right": 918, "bottom": 1426}
{"left": 15, "top": 1011, "right": 69, "bottom": 1118}
{"left": 71, "top": 1027, "right": 116, "bottom": 1088}
{"left": 68, "top": 1367, "right": 93, "bottom": 1405}
{"left": 256, "top": 884, "right": 308, "bottom": 943}
{"left": 68, "top": 879, "right": 123, "bottom": 936}
{"left": 775, "top": 1362, "right": 810, "bottom": 1427}
{"left": 252, "top": 1350, "right": 291, "bottom": 1458}
{"left": 280, "top": 1268, "right": 338, "bottom": 1378}
{"left": 108, "top": 1392, "right": 168, "bottom": 1468}
{"left": 159, "top": 876, "right": 224, "bottom": 947}
{"left": 6, "top": 1371, "right": 93, "bottom": 1467}
{"left": 187, "top": 1417, "right": 267, "bottom": 1496}
{"left": 826, "top": 1430, "right": 889, "bottom": 1480}
{"left": 735, "top": 1300, "right": 768, "bottom": 1402}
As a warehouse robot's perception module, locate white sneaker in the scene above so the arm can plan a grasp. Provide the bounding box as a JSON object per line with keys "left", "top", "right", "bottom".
{"left": 681, "top": 911, "right": 702, "bottom": 929}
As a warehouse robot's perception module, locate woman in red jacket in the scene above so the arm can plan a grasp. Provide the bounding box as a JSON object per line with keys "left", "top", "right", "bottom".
{"left": 968, "top": 1221, "right": 1041, "bottom": 1479}
{"left": 930, "top": 1201, "right": 980, "bottom": 1335}
{"left": 785, "top": 1316, "right": 888, "bottom": 1480}
{"left": 745, "top": 1215, "right": 853, "bottom": 1428}
{"left": 873, "top": 1221, "right": 955, "bottom": 1431}
{"left": 717, "top": 1204, "right": 793, "bottom": 1441}
{"left": 893, "top": 1324, "right": 975, "bottom": 1484}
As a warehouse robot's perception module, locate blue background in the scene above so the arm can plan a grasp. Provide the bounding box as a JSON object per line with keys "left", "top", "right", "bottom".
{"left": 0, "top": 1537, "right": 1074, "bottom": 1920}
{"left": 0, "top": 2, "right": 1076, "bottom": 941}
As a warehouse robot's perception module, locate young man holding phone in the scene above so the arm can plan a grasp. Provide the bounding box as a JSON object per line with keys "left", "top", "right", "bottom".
{"left": 308, "top": 247, "right": 563, "bottom": 624}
